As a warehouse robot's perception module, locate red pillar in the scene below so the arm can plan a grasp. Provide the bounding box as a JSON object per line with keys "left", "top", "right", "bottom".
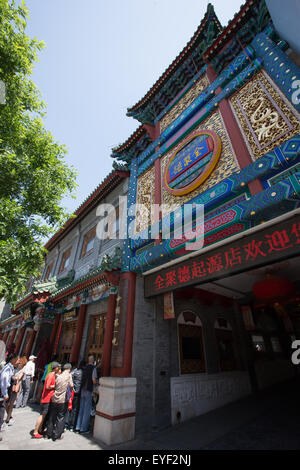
{"left": 25, "top": 329, "right": 37, "bottom": 357}
{"left": 101, "top": 292, "right": 117, "bottom": 377}
{"left": 15, "top": 327, "right": 26, "bottom": 355}
{"left": 53, "top": 319, "right": 63, "bottom": 356}
{"left": 206, "top": 63, "right": 263, "bottom": 196}
{"left": 70, "top": 304, "right": 87, "bottom": 365}
{"left": 49, "top": 315, "right": 60, "bottom": 353}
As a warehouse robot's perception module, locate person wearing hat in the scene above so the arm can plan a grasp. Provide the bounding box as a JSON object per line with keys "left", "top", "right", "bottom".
{"left": 46, "top": 363, "right": 73, "bottom": 441}
{"left": 18, "top": 354, "right": 36, "bottom": 408}
{"left": 32, "top": 362, "right": 61, "bottom": 439}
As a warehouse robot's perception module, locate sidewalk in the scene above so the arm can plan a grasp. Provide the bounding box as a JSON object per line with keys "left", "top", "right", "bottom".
{"left": 1, "top": 377, "right": 300, "bottom": 450}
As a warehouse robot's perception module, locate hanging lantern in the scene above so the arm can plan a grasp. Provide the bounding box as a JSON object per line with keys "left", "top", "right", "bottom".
{"left": 253, "top": 275, "right": 295, "bottom": 303}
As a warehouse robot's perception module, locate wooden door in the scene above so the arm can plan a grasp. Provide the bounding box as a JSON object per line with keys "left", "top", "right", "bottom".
{"left": 58, "top": 320, "right": 77, "bottom": 364}
{"left": 86, "top": 314, "right": 106, "bottom": 363}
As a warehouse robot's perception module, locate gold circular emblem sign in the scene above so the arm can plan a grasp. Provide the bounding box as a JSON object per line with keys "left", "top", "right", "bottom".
{"left": 163, "top": 130, "right": 222, "bottom": 196}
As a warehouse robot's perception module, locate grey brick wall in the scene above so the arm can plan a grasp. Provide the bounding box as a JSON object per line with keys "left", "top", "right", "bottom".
{"left": 42, "top": 179, "right": 128, "bottom": 283}
{"left": 132, "top": 281, "right": 248, "bottom": 432}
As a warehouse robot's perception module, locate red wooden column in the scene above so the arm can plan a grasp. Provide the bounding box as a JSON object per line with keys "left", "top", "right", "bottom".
{"left": 206, "top": 63, "right": 263, "bottom": 196}
{"left": 25, "top": 329, "right": 37, "bottom": 357}
{"left": 15, "top": 327, "right": 26, "bottom": 355}
{"left": 70, "top": 304, "right": 87, "bottom": 365}
{"left": 53, "top": 318, "right": 63, "bottom": 356}
{"left": 49, "top": 315, "right": 60, "bottom": 353}
{"left": 121, "top": 271, "right": 136, "bottom": 377}
{"left": 101, "top": 291, "right": 117, "bottom": 377}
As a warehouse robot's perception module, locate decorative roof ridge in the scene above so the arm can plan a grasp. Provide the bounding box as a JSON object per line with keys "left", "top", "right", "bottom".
{"left": 112, "top": 124, "right": 145, "bottom": 153}
{"left": 31, "top": 278, "right": 57, "bottom": 294}
{"left": 0, "top": 313, "right": 22, "bottom": 326}
{"left": 127, "top": 3, "right": 223, "bottom": 115}
{"left": 51, "top": 266, "right": 107, "bottom": 300}
{"left": 44, "top": 168, "right": 129, "bottom": 251}
{"left": 204, "top": 0, "right": 256, "bottom": 60}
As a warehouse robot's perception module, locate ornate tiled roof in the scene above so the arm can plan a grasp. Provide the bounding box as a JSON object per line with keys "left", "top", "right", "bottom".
{"left": 31, "top": 278, "right": 58, "bottom": 295}
{"left": 14, "top": 247, "right": 123, "bottom": 309}
{"left": 51, "top": 247, "right": 122, "bottom": 301}
{"left": 126, "top": 3, "right": 223, "bottom": 124}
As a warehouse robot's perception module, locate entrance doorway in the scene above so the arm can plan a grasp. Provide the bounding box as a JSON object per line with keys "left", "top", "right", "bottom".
{"left": 57, "top": 320, "right": 77, "bottom": 364}
{"left": 86, "top": 313, "right": 106, "bottom": 363}
{"left": 214, "top": 318, "right": 237, "bottom": 371}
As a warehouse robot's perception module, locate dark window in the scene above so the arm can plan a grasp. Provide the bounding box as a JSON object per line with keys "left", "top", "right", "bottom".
{"left": 45, "top": 262, "right": 54, "bottom": 280}
{"left": 81, "top": 226, "right": 96, "bottom": 258}
{"left": 181, "top": 337, "right": 203, "bottom": 360}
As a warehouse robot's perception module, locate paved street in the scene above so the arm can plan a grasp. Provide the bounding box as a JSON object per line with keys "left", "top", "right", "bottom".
{"left": 1, "top": 377, "right": 300, "bottom": 450}
{"left": 0, "top": 405, "right": 101, "bottom": 450}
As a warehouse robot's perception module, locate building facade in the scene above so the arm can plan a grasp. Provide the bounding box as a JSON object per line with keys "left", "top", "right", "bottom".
{"left": 0, "top": 166, "right": 129, "bottom": 371}
{"left": 95, "top": 0, "right": 300, "bottom": 443}
{"left": 1, "top": 0, "right": 300, "bottom": 445}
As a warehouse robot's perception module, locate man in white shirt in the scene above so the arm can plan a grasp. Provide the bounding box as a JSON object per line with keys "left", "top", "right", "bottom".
{"left": 19, "top": 355, "right": 36, "bottom": 408}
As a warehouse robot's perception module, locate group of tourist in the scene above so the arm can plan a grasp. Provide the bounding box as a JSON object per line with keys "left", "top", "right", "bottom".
{"left": 0, "top": 353, "right": 37, "bottom": 441}
{"left": 0, "top": 352, "right": 100, "bottom": 442}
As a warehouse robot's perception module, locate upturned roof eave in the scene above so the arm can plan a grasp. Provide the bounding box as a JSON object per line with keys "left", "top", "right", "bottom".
{"left": 126, "top": 3, "right": 223, "bottom": 115}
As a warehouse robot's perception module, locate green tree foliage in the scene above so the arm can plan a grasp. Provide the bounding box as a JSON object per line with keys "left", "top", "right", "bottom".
{"left": 0, "top": 0, "right": 77, "bottom": 304}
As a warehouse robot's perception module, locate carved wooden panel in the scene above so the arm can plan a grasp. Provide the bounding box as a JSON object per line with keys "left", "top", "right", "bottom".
{"left": 230, "top": 70, "right": 300, "bottom": 160}
{"left": 160, "top": 75, "right": 209, "bottom": 133}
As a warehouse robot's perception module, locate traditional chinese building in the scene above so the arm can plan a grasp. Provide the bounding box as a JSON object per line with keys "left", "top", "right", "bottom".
{"left": 0, "top": 165, "right": 129, "bottom": 373}
{"left": 93, "top": 0, "right": 300, "bottom": 445}
{"left": 1, "top": 0, "right": 300, "bottom": 447}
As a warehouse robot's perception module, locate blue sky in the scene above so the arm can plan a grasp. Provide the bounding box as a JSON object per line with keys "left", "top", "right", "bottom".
{"left": 24, "top": 0, "right": 244, "bottom": 214}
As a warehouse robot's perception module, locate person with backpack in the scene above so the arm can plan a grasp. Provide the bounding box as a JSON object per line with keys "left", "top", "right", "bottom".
{"left": 5, "top": 356, "right": 27, "bottom": 426}
{"left": 0, "top": 354, "right": 20, "bottom": 441}
{"left": 65, "top": 360, "right": 85, "bottom": 431}
{"left": 46, "top": 363, "right": 73, "bottom": 441}
{"left": 75, "top": 355, "right": 97, "bottom": 434}
{"left": 32, "top": 361, "right": 61, "bottom": 439}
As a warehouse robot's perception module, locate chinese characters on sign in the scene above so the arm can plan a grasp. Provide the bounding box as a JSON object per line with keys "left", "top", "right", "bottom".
{"left": 168, "top": 137, "right": 213, "bottom": 182}
{"left": 23, "top": 308, "right": 31, "bottom": 322}
{"left": 145, "top": 217, "right": 300, "bottom": 297}
{"left": 63, "top": 309, "right": 76, "bottom": 322}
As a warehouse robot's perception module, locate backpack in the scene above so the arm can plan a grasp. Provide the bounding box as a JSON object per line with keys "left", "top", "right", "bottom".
{"left": 66, "top": 384, "right": 72, "bottom": 402}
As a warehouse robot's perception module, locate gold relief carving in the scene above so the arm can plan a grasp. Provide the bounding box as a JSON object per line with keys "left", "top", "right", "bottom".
{"left": 161, "top": 110, "right": 238, "bottom": 216}
{"left": 135, "top": 166, "right": 155, "bottom": 233}
{"left": 160, "top": 75, "right": 209, "bottom": 133}
{"left": 250, "top": 96, "right": 280, "bottom": 141}
{"left": 230, "top": 71, "right": 300, "bottom": 160}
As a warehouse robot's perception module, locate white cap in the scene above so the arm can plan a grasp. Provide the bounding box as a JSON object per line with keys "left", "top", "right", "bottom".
{"left": 29, "top": 355, "right": 37, "bottom": 360}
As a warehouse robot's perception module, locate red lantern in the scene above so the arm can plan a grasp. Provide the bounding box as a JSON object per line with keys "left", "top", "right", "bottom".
{"left": 253, "top": 276, "right": 295, "bottom": 303}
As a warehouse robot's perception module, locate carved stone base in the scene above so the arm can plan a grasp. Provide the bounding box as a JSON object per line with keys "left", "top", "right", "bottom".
{"left": 93, "top": 377, "right": 137, "bottom": 445}
{"left": 171, "top": 371, "right": 251, "bottom": 425}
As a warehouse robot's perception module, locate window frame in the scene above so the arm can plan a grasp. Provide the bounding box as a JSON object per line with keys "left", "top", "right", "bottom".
{"left": 80, "top": 226, "right": 97, "bottom": 258}
{"left": 59, "top": 247, "right": 72, "bottom": 274}
{"left": 44, "top": 262, "right": 54, "bottom": 280}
